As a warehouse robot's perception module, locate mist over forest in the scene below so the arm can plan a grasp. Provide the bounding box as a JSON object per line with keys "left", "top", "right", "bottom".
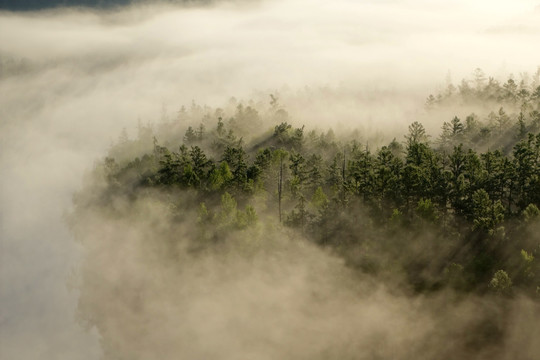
{"left": 1, "top": 1, "right": 540, "bottom": 359}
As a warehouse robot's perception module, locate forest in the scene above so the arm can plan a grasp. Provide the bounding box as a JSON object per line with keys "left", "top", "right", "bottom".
{"left": 71, "top": 70, "right": 540, "bottom": 359}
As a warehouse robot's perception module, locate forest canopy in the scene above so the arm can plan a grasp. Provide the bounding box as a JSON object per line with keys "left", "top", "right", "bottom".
{"left": 70, "top": 69, "right": 540, "bottom": 359}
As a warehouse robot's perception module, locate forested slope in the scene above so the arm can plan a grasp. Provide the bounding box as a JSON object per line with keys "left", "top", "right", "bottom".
{"left": 70, "top": 71, "right": 540, "bottom": 359}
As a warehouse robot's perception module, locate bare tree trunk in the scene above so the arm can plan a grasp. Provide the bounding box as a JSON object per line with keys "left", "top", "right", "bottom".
{"left": 279, "top": 156, "right": 283, "bottom": 223}
{"left": 342, "top": 149, "right": 346, "bottom": 207}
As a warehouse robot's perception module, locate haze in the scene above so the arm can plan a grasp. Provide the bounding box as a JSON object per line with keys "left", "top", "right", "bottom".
{"left": 1, "top": 0, "right": 539, "bottom": 359}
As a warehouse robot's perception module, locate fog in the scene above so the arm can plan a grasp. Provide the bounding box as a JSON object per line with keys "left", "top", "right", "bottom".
{"left": 66, "top": 191, "right": 540, "bottom": 359}
{"left": 1, "top": 0, "right": 539, "bottom": 359}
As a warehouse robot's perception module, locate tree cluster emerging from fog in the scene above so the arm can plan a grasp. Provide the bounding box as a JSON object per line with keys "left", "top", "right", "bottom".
{"left": 70, "top": 70, "right": 540, "bottom": 359}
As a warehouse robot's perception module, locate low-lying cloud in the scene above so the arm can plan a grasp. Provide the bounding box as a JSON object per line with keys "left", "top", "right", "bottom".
{"left": 67, "top": 185, "right": 540, "bottom": 360}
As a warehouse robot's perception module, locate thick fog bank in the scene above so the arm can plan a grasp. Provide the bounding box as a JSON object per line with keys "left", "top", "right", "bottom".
{"left": 1, "top": 0, "right": 540, "bottom": 359}
{"left": 66, "top": 187, "right": 540, "bottom": 360}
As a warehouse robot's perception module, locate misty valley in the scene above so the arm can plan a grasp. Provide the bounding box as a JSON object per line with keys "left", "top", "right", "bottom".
{"left": 3, "top": 0, "right": 540, "bottom": 359}
{"left": 68, "top": 71, "right": 540, "bottom": 359}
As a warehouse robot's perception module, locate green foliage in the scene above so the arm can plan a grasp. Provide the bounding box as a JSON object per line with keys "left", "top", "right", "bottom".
{"left": 519, "top": 249, "right": 535, "bottom": 282}
{"left": 522, "top": 203, "right": 540, "bottom": 222}
{"left": 405, "top": 121, "right": 429, "bottom": 146}
{"left": 216, "top": 192, "right": 258, "bottom": 230}
{"left": 208, "top": 162, "right": 233, "bottom": 190}
{"left": 388, "top": 208, "right": 403, "bottom": 229}
{"left": 197, "top": 202, "right": 210, "bottom": 225}
{"left": 235, "top": 205, "right": 258, "bottom": 229}
{"left": 184, "top": 126, "right": 197, "bottom": 144}
{"left": 471, "top": 189, "right": 505, "bottom": 235}
{"left": 416, "top": 198, "right": 438, "bottom": 223}
{"left": 311, "top": 186, "right": 328, "bottom": 210}
{"left": 222, "top": 145, "right": 248, "bottom": 188}
{"left": 244, "top": 205, "right": 258, "bottom": 226}
{"left": 218, "top": 191, "right": 237, "bottom": 224}
{"left": 96, "top": 74, "right": 540, "bottom": 297}
{"left": 439, "top": 116, "right": 464, "bottom": 150}
{"left": 489, "top": 270, "right": 513, "bottom": 295}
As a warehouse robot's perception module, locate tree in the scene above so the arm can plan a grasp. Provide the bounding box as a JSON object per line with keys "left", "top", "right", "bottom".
{"left": 217, "top": 192, "right": 237, "bottom": 228}
{"left": 375, "top": 146, "right": 401, "bottom": 208}
{"left": 416, "top": 198, "right": 438, "bottom": 223}
{"left": 286, "top": 195, "right": 310, "bottom": 232}
{"left": 495, "top": 107, "right": 511, "bottom": 134}
{"left": 305, "top": 154, "right": 324, "bottom": 191}
{"left": 471, "top": 189, "right": 505, "bottom": 235}
{"left": 273, "top": 149, "right": 289, "bottom": 223}
{"left": 448, "top": 145, "right": 466, "bottom": 205}
{"left": 502, "top": 79, "right": 518, "bottom": 103}
{"left": 439, "top": 117, "right": 464, "bottom": 150}
{"left": 402, "top": 142, "right": 441, "bottom": 209}
{"left": 516, "top": 112, "right": 528, "bottom": 140}
{"left": 349, "top": 148, "right": 374, "bottom": 202}
{"left": 208, "top": 162, "right": 233, "bottom": 190}
{"left": 190, "top": 146, "right": 210, "bottom": 187}
{"left": 184, "top": 126, "right": 197, "bottom": 144}
{"left": 216, "top": 117, "right": 226, "bottom": 137}
{"left": 157, "top": 148, "right": 180, "bottom": 185}
{"left": 481, "top": 150, "right": 506, "bottom": 204}
{"left": 288, "top": 151, "right": 307, "bottom": 198}
{"left": 222, "top": 145, "right": 248, "bottom": 189}
{"left": 425, "top": 94, "right": 437, "bottom": 109}
{"left": 522, "top": 203, "right": 540, "bottom": 223}
{"left": 473, "top": 68, "right": 487, "bottom": 91}
{"left": 273, "top": 122, "right": 292, "bottom": 144}
{"left": 513, "top": 134, "right": 538, "bottom": 208}
{"left": 196, "top": 123, "right": 205, "bottom": 141}
{"left": 405, "top": 121, "right": 428, "bottom": 146}
{"left": 182, "top": 163, "right": 198, "bottom": 187}
{"left": 235, "top": 205, "right": 258, "bottom": 229}
{"left": 489, "top": 270, "right": 512, "bottom": 295}
{"left": 311, "top": 186, "right": 329, "bottom": 210}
